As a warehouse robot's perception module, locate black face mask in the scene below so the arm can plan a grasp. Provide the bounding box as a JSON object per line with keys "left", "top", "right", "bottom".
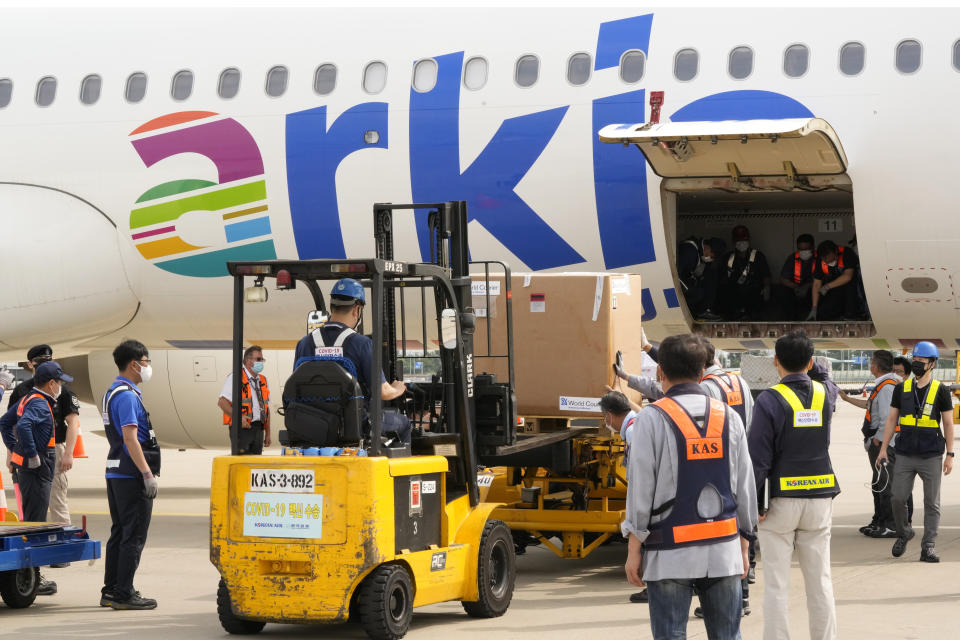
{"left": 910, "top": 360, "right": 929, "bottom": 378}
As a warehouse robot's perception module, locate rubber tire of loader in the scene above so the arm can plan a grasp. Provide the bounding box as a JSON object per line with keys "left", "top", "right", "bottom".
{"left": 356, "top": 564, "right": 414, "bottom": 640}
{"left": 462, "top": 520, "right": 516, "bottom": 618}
{"left": 217, "top": 579, "right": 266, "bottom": 635}
{"left": 0, "top": 567, "right": 39, "bottom": 609}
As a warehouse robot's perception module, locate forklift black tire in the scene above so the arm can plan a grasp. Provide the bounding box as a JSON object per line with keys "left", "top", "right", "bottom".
{"left": 217, "top": 579, "right": 266, "bottom": 635}
{"left": 0, "top": 567, "right": 39, "bottom": 609}
{"left": 462, "top": 520, "right": 516, "bottom": 618}
{"left": 356, "top": 564, "right": 413, "bottom": 640}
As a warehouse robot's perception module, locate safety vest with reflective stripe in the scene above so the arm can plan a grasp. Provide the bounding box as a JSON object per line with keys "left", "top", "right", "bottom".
{"left": 793, "top": 251, "right": 816, "bottom": 284}
{"left": 897, "top": 378, "right": 942, "bottom": 430}
{"left": 702, "top": 372, "right": 746, "bottom": 424}
{"left": 10, "top": 393, "right": 56, "bottom": 466}
{"left": 768, "top": 380, "right": 839, "bottom": 498}
{"left": 819, "top": 246, "right": 846, "bottom": 275}
{"left": 222, "top": 368, "right": 270, "bottom": 426}
{"left": 643, "top": 396, "right": 739, "bottom": 550}
{"left": 862, "top": 378, "right": 898, "bottom": 438}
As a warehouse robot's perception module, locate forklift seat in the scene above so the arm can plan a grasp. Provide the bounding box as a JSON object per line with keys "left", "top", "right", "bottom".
{"left": 281, "top": 359, "right": 363, "bottom": 447}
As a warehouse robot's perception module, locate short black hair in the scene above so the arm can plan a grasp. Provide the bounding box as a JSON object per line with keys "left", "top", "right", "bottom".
{"left": 599, "top": 391, "right": 631, "bottom": 416}
{"left": 797, "top": 233, "right": 815, "bottom": 247}
{"left": 330, "top": 296, "right": 362, "bottom": 313}
{"left": 872, "top": 350, "right": 893, "bottom": 373}
{"left": 113, "top": 339, "right": 149, "bottom": 371}
{"left": 658, "top": 334, "right": 707, "bottom": 382}
{"left": 775, "top": 331, "right": 814, "bottom": 373}
{"left": 243, "top": 345, "right": 263, "bottom": 361}
{"left": 893, "top": 356, "right": 911, "bottom": 373}
{"left": 700, "top": 337, "right": 716, "bottom": 368}
{"left": 817, "top": 240, "right": 838, "bottom": 258}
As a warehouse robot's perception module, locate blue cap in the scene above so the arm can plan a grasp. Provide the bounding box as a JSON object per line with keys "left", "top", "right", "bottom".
{"left": 35, "top": 361, "right": 73, "bottom": 384}
{"left": 331, "top": 278, "right": 365, "bottom": 304}
{"left": 912, "top": 341, "right": 939, "bottom": 359}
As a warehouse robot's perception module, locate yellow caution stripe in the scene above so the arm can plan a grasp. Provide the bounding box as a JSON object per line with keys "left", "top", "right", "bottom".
{"left": 779, "top": 474, "right": 836, "bottom": 491}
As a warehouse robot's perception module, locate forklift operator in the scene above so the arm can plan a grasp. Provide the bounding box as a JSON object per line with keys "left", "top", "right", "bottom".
{"left": 294, "top": 278, "right": 412, "bottom": 444}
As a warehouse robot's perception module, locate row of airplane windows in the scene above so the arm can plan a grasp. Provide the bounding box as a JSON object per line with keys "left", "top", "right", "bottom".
{"left": 0, "top": 39, "right": 955, "bottom": 109}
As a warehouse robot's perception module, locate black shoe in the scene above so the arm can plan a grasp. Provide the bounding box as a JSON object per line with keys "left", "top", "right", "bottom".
{"left": 920, "top": 547, "right": 940, "bottom": 563}
{"left": 100, "top": 591, "right": 117, "bottom": 607}
{"left": 892, "top": 531, "right": 915, "bottom": 557}
{"left": 743, "top": 599, "right": 751, "bottom": 616}
{"left": 694, "top": 606, "right": 704, "bottom": 618}
{"left": 859, "top": 524, "right": 878, "bottom": 536}
{"left": 110, "top": 592, "right": 157, "bottom": 610}
{"left": 747, "top": 566, "right": 756, "bottom": 584}
{"left": 49, "top": 562, "right": 71, "bottom": 568}
{"left": 869, "top": 527, "right": 898, "bottom": 539}
{"left": 37, "top": 578, "right": 57, "bottom": 596}
{"left": 629, "top": 589, "right": 648, "bottom": 603}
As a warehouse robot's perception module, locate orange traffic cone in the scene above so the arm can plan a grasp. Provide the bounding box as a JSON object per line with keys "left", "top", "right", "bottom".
{"left": 73, "top": 428, "right": 88, "bottom": 459}
{"left": 0, "top": 469, "right": 8, "bottom": 522}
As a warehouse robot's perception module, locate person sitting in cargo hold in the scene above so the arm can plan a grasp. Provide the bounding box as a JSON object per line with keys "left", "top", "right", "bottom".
{"left": 773, "top": 233, "right": 818, "bottom": 321}
{"left": 678, "top": 237, "right": 726, "bottom": 321}
{"left": 808, "top": 240, "right": 861, "bottom": 321}
{"left": 719, "top": 225, "right": 771, "bottom": 320}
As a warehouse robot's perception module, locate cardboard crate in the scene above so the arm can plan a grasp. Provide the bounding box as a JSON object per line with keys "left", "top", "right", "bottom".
{"left": 472, "top": 272, "right": 644, "bottom": 418}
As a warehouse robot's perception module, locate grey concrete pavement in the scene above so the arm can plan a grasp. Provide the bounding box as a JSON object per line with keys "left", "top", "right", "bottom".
{"left": 2, "top": 400, "right": 959, "bottom": 638}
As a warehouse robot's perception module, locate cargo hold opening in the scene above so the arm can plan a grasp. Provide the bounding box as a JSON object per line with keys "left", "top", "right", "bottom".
{"left": 599, "top": 117, "right": 875, "bottom": 341}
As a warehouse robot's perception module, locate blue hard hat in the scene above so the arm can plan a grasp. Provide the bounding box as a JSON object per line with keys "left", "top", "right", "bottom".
{"left": 912, "top": 341, "right": 939, "bottom": 359}
{"left": 331, "top": 278, "right": 365, "bottom": 304}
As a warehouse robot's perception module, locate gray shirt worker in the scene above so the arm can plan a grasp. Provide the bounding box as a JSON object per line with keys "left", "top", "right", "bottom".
{"left": 622, "top": 383, "right": 759, "bottom": 581}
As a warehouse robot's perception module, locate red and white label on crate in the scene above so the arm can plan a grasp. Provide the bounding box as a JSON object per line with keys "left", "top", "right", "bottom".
{"left": 530, "top": 293, "right": 546, "bottom": 313}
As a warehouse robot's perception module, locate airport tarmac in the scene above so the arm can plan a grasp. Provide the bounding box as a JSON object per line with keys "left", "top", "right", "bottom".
{"left": 2, "top": 399, "right": 959, "bottom": 639}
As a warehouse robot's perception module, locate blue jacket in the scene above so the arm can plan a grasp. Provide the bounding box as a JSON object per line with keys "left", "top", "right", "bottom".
{"left": 0, "top": 389, "right": 56, "bottom": 460}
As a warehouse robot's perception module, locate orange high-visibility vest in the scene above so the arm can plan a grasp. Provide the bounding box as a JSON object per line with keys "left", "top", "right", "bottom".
{"left": 10, "top": 393, "right": 55, "bottom": 466}
{"left": 223, "top": 369, "right": 270, "bottom": 426}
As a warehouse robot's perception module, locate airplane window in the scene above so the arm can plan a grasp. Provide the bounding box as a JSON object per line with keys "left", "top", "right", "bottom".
{"left": 839, "top": 42, "right": 865, "bottom": 76}
{"left": 728, "top": 46, "right": 753, "bottom": 79}
{"left": 35, "top": 76, "right": 57, "bottom": 107}
{"left": 515, "top": 55, "right": 539, "bottom": 87}
{"left": 171, "top": 70, "right": 193, "bottom": 101}
{"left": 954, "top": 40, "right": 960, "bottom": 71}
{"left": 314, "top": 64, "right": 336, "bottom": 95}
{"left": 674, "top": 49, "right": 698, "bottom": 81}
{"left": 463, "top": 56, "right": 488, "bottom": 90}
{"left": 783, "top": 44, "right": 809, "bottom": 77}
{"left": 125, "top": 72, "right": 147, "bottom": 103}
{"left": 79, "top": 74, "right": 102, "bottom": 105}
{"left": 265, "top": 65, "right": 288, "bottom": 97}
{"left": 620, "top": 50, "right": 645, "bottom": 83}
{"left": 413, "top": 59, "right": 438, "bottom": 92}
{"left": 363, "top": 61, "right": 387, "bottom": 94}
{"left": 896, "top": 39, "right": 922, "bottom": 74}
{"left": 0, "top": 79, "right": 11, "bottom": 108}
{"left": 567, "top": 52, "right": 591, "bottom": 86}
{"left": 218, "top": 68, "right": 241, "bottom": 99}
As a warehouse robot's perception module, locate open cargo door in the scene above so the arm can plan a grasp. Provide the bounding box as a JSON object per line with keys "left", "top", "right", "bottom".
{"left": 598, "top": 118, "right": 848, "bottom": 180}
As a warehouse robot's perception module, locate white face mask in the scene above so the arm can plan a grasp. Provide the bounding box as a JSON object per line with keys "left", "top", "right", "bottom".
{"left": 798, "top": 250, "right": 813, "bottom": 261}
{"left": 702, "top": 255, "right": 714, "bottom": 263}
{"left": 137, "top": 363, "right": 153, "bottom": 384}
{"left": 735, "top": 241, "right": 750, "bottom": 253}
{"left": 827, "top": 260, "right": 837, "bottom": 268}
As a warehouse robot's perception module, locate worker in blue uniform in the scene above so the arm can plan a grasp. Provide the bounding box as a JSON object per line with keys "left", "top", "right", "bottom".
{"left": 100, "top": 339, "right": 161, "bottom": 610}
{"left": 877, "top": 341, "right": 954, "bottom": 562}
{"left": 294, "top": 278, "right": 411, "bottom": 444}
{"left": 0, "top": 361, "right": 74, "bottom": 597}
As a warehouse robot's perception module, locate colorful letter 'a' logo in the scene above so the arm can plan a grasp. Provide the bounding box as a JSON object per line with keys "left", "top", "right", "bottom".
{"left": 129, "top": 111, "right": 276, "bottom": 277}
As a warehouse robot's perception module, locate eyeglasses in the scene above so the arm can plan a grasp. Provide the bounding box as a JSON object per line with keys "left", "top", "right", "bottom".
{"left": 139, "top": 358, "right": 152, "bottom": 365}
{"left": 249, "top": 357, "right": 266, "bottom": 362}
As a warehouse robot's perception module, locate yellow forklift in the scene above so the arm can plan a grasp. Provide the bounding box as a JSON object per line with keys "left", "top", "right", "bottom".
{"left": 211, "top": 202, "right": 519, "bottom": 639}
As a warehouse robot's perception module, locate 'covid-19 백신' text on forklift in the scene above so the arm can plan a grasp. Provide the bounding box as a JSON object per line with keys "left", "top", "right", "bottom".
{"left": 210, "top": 202, "right": 520, "bottom": 640}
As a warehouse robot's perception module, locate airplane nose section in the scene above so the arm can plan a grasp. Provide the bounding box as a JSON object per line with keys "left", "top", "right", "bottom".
{"left": 0, "top": 184, "right": 139, "bottom": 348}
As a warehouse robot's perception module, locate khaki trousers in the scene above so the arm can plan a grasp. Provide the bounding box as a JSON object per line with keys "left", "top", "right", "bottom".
{"left": 758, "top": 496, "right": 837, "bottom": 640}
{"left": 48, "top": 442, "right": 71, "bottom": 524}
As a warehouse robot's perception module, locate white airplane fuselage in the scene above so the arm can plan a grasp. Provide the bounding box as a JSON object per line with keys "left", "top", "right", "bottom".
{"left": 1, "top": 7, "right": 957, "bottom": 447}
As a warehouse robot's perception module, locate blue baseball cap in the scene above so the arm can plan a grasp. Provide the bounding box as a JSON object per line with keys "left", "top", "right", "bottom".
{"left": 331, "top": 278, "right": 365, "bottom": 304}
{"left": 35, "top": 361, "right": 74, "bottom": 385}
